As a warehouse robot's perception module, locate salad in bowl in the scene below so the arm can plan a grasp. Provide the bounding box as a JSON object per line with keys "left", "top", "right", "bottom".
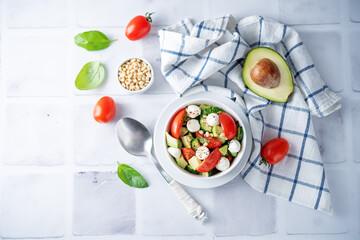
{"left": 165, "top": 104, "right": 243, "bottom": 177}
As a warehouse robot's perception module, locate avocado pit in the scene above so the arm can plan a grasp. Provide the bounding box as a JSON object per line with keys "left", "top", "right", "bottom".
{"left": 250, "top": 58, "right": 280, "bottom": 88}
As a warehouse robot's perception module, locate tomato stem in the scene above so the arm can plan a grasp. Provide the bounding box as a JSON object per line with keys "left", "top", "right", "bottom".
{"left": 259, "top": 157, "right": 270, "bottom": 168}
{"left": 145, "top": 12, "right": 155, "bottom": 23}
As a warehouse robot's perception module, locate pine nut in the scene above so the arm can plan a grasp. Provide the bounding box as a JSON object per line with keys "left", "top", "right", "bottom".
{"left": 119, "top": 58, "right": 152, "bottom": 91}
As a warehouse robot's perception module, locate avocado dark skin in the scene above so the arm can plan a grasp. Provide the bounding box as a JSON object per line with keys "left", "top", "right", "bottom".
{"left": 242, "top": 47, "right": 294, "bottom": 103}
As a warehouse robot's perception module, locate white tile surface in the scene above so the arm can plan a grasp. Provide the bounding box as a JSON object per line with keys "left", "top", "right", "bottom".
{"left": 280, "top": 0, "right": 340, "bottom": 25}
{"left": 0, "top": 173, "right": 66, "bottom": 238}
{"left": 297, "top": 30, "right": 343, "bottom": 92}
{"left": 6, "top": 0, "right": 68, "bottom": 28}
{"left": 74, "top": 94, "right": 176, "bottom": 165}
{"left": 351, "top": 100, "right": 360, "bottom": 163}
{"left": 74, "top": 0, "right": 207, "bottom": 27}
{"left": 286, "top": 169, "right": 348, "bottom": 234}
{"left": 3, "top": 32, "right": 68, "bottom": 97}
{"left": 212, "top": 176, "right": 276, "bottom": 236}
{"left": 74, "top": 96, "right": 122, "bottom": 166}
{"left": 312, "top": 102, "right": 346, "bottom": 163}
{"left": 207, "top": 0, "right": 279, "bottom": 20}
{"left": 350, "top": 0, "right": 360, "bottom": 22}
{"left": 139, "top": 167, "right": 206, "bottom": 236}
{"left": 0, "top": 0, "right": 359, "bottom": 239}
{"left": 350, "top": 31, "right": 360, "bottom": 91}
{"left": 2, "top": 99, "right": 67, "bottom": 165}
{"left": 73, "top": 172, "right": 135, "bottom": 235}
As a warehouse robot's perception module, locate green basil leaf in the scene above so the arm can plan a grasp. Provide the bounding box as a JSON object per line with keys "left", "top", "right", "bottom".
{"left": 74, "top": 31, "right": 117, "bottom": 51}
{"left": 75, "top": 61, "right": 105, "bottom": 90}
{"left": 117, "top": 163, "right": 149, "bottom": 188}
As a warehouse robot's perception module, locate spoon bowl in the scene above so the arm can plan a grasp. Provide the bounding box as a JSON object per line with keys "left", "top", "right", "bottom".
{"left": 116, "top": 117, "right": 152, "bottom": 156}
{"left": 115, "top": 117, "right": 206, "bottom": 222}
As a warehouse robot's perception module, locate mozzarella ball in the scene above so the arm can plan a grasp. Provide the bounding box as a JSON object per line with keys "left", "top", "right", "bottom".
{"left": 206, "top": 113, "right": 219, "bottom": 126}
{"left": 186, "top": 119, "right": 200, "bottom": 132}
{"left": 228, "top": 139, "right": 241, "bottom": 153}
{"left": 168, "top": 147, "right": 181, "bottom": 159}
{"left": 196, "top": 146, "right": 210, "bottom": 160}
{"left": 186, "top": 105, "right": 201, "bottom": 118}
{"left": 216, "top": 157, "right": 230, "bottom": 171}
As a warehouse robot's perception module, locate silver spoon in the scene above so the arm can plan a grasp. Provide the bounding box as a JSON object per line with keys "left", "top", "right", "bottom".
{"left": 116, "top": 117, "right": 206, "bottom": 222}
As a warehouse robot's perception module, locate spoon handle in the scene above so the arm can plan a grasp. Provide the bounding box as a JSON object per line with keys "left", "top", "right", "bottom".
{"left": 147, "top": 153, "right": 206, "bottom": 222}
{"left": 169, "top": 179, "right": 207, "bottom": 222}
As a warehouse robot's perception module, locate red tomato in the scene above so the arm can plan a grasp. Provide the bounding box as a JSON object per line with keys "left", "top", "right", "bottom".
{"left": 219, "top": 112, "right": 237, "bottom": 139}
{"left": 182, "top": 148, "right": 195, "bottom": 161}
{"left": 260, "top": 138, "right": 289, "bottom": 166}
{"left": 171, "top": 109, "right": 186, "bottom": 139}
{"left": 194, "top": 132, "right": 222, "bottom": 149}
{"left": 196, "top": 148, "right": 221, "bottom": 172}
{"left": 195, "top": 131, "right": 203, "bottom": 139}
{"left": 227, "top": 155, "right": 233, "bottom": 162}
{"left": 206, "top": 138, "right": 222, "bottom": 149}
{"left": 93, "top": 96, "right": 116, "bottom": 123}
{"left": 125, "top": 12, "right": 155, "bottom": 41}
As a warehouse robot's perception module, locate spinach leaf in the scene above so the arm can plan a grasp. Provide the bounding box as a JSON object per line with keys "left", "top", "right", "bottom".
{"left": 201, "top": 107, "right": 224, "bottom": 115}
{"left": 75, "top": 61, "right": 105, "bottom": 90}
{"left": 74, "top": 31, "right": 117, "bottom": 51}
{"left": 117, "top": 163, "right": 149, "bottom": 188}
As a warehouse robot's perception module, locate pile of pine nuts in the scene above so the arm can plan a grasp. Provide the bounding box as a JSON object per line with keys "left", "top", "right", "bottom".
{"left": 118, "top": 58, "right": 152, "bottom": 91}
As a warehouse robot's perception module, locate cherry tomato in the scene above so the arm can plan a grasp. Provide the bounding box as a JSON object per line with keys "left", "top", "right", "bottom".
{"left": 194, "top": 132, "right": 222, "bottom": 149}
{"left": 182, "top": 148, "right": 195, "bottom": 161}
{"left": 171, "top": 109, "right": 186, "bottom": 139}
{"left": 196, "top": 148, "right": 221, "bottom": 172}
{"left": 206, "top": 138, "right": 222, "bottom": 149}
{"left": 93, "top": 96, "right": 116, "bottom": 123}
{"left": 195, "top": 131, "right": 203, "bottom": 139}
{"left": 227, "top": 155, "right": 233, "bottom": 162}
{"left": 259, "top": 138, "right": 289, "bottom": 166}
{"left": 219, "top": 112, "right": 237, "bottom": 140}
{"left": 125, "top": 12, "right": 155, "bottom": 41}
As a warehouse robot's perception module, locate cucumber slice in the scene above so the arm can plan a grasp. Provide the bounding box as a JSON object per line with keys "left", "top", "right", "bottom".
{"left": 191, "top": 138, "right": 201, "bottom": 151}
{"left": 200, "top": 169, "right": 215, "bottom": 177}
{"left": 179, "top": 127, "right": 189, "bottom": 137}
{"left": 199, "top": 104, "right": 211, "bottom": 110}
{"left": 219, "top": 145, "right": 228, "bottom": 156}
{"left": 216, "top": 137, "right": 227, "bottom": 144}
{"left": 185, "top": 165, "right": 199, "bottom": 174}
{"left": 229, "top": 151, "right": 238, "bottom": 158}
{"left": 198, "top": 137, "right": 209, "bottom": 144}
{"left": 236, "top": 126, "right": 243, "bottom": 141}
{"left": 166, "top": 132, "right": 182, "bottom": 148}
{"left": 176, "top": 155, "right": 188, "bottom": 169}
{"left": 188, "top": 156, "right": 202, "bottom": 170}
{"left": 200, "top": 115, "right": 212, "bottom": 132}
{"left": 212, "top": 125, "right": 222, "bottom": 137}
{"left": 180, "top": 133, "right": 193, "bottom": 148}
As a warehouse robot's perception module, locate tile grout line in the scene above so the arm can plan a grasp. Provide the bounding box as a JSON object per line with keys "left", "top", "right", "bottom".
{"left": 0, "top": 0, "right": 359, "bottom": 239}
{"left": 338, "top": 0, "right": 359, "bottom": 237}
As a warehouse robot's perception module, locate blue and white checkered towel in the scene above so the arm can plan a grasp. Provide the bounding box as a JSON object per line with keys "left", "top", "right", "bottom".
{"left": 159, "top": 15, "right": 341, "bottom": 214}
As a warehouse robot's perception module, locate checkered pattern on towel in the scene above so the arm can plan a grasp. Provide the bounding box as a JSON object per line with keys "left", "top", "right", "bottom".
{"left": 159, "top": 15, "right": 341, "bottom": 214}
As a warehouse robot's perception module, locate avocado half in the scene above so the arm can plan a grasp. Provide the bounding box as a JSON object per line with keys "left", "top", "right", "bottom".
{"left": 242, "top": 47, "right": 294, "bottom": 103}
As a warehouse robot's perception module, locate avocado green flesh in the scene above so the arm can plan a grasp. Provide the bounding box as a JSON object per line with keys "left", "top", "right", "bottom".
{"left": 242, "top": 47, "right": 294, "bottom": 103}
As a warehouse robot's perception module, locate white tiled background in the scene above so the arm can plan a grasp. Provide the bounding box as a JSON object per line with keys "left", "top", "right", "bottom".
{"left": 0, "top": 0, "right": 359, "bottom": 239}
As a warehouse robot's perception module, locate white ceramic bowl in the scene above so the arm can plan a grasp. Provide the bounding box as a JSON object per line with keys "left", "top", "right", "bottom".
{"left": 117, "top": 57, "right": 154, "bottom": 94}
{"left": 154, "top": 92, "right": 252, "bottom": 188}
